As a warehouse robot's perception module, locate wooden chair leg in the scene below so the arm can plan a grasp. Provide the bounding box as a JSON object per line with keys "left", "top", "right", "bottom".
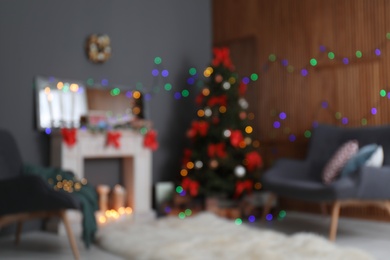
{"left": 261, "top": 193, "right": 277, "bottom": 221}
{"left": 384, "top": 201, "right": 390, "bottom": 216}
{"left": 14, "top": 221, "right": 23, "bottom": 245}
{"left": 60, "top": 210, "right": 80, "bottom": 260}
{"left": 329, "top": 201, "right": 341, "bottom": 241}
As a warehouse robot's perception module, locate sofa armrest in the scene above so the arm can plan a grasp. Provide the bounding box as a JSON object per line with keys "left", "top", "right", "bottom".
{"left": 355, "top": 166, "right": 390, "bottom": 199}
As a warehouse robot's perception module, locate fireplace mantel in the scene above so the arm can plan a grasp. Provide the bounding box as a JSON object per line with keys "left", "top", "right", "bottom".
{"left": 50, "top": 129, "right": 154, "bottom": 219}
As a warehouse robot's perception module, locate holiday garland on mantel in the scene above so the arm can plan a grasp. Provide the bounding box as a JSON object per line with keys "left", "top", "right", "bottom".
{"left": 60, "top": 121, "right": 159, "bottom": 151}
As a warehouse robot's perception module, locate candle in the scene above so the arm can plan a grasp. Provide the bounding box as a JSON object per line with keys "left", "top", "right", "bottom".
{"left": 70, "top": 83, "right": 79, "bottom": 128}
{"left": 45, "top": 86, "right": 54, "bottom": 127}
{"left": 96, "top": 184, "right": 111, "bottom": 212}
{"left": 57, "top": 82, "right": 64, "bottom": 127}
{"left": 112, "top": 184, "right": 126, "bottom": 211}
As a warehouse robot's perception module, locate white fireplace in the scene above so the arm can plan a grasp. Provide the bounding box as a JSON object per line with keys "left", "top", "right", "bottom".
{"left": 50, "top": 129, "right": 155, "bottom": 232}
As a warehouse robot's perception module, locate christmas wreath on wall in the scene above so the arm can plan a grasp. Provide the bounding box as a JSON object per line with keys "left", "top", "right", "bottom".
{"left": 86, "top": 34, "right": 112, "bottom": 63}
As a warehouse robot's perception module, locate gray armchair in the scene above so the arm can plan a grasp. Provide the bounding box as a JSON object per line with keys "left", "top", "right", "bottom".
{"left": 0, "top": 129, "right": 81, "bottom": 259}
{"left": 261, "top": 124, "right": 390, "bottom": 240}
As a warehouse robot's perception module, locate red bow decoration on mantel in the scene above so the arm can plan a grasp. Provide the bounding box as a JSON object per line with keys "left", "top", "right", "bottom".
{"left": 181, "top": 177, "right": 200, "bottom": 197}
{"left": 61, "top": 128, "right": 77, "bottom": 147}
{"left": 143, "top": 130, "right": 159, "bottom": 151}
{"left": 207, "top": 143, "right": 227, "bottom": 158}
{"left": 106, "top": 131, "right": 122, "bottom": 148}
{"left": 212, "top": 47, "right": 234, "bottom": 70}
{"left": 234, "top": 179, "right": 253, "bottom": 198}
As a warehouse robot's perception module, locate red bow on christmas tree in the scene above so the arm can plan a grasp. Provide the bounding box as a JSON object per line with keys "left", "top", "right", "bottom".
{"left": 208, "top": 143, "right": 227, "bottom": 158}
{"left": 245, "top": 151, "right": 263, "bottom": 171}
{"left": 234, "top": 179, "right": 253, "bottom": 198}
{"left": 61, "top": 128, "right": 77, "bottom": 147}
{"left": 239, "top": 82, "right": 247, "bottom": 96}
{"left": 212, "top": 47, "right": 234, "bottom": 70}
{"left": 187, "top": 121, "right": 210, "bottom": 138}
{"left": 182, "top": 148, "right": 192, "bottom": 166}
{"left": 207, "top": 95, "right": 227, "bottom": 107}
{"left": 182, "top": 177, "right": 200, "bottom": 197}
{"left": 196, "top": 92, "right": 204, "bottom": 106}
{"left": 230, "top": 130, "right": 244, "bottom": 147}
{"left": 143, "top": 130, "right": 159, "bottom": 151}
{"left": 106, "top": 131, "right": 121, "bottom": 148}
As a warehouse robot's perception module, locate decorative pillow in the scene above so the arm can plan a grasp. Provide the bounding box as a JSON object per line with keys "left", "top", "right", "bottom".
{"left": 365, "top": 145, "right": 384, "bottom": 167}
{"left": 322, "top": 140, "right": 359, "bottom": 185}
{"left": 340, "top": 143, "right": 378, "bottom": 178}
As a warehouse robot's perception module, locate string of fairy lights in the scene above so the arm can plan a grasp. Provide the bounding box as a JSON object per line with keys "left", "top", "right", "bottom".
{"left": 41, "top": 32, "right": 390, "bottom": 222}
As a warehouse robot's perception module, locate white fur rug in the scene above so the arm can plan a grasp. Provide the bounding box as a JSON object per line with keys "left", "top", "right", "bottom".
{"left": 96, "top": 212, "right": 374, "bottom": 260}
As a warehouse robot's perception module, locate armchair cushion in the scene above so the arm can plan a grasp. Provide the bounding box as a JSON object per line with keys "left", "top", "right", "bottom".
{"left": 322, "top": 140, "right": 358, "bottom": 184}
{"left": 365, "top": 145, "right": 384, "bottom": 167}
{"left": 340, "top": 143, "right": 378, "bottom": 178}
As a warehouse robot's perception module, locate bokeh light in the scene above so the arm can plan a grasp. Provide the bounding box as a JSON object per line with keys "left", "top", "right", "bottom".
{"left": 161, "top": 70, "right": 169, "bottom": 77}
{"left": 189, "top": 68, "right": 197, "bottom": 75}
{"left": 269, "top": 54, "right": 276, "bottom": 62}
{"left": 154, "top": 57, "right": 162, "bottom": 64}
{"left": 164, "top": 83, "right": 172, "bottom": 91}
{"left": 279, "top": 112, "right": 287, "bottom": 120}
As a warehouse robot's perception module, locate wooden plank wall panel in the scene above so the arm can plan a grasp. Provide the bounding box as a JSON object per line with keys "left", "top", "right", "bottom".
{"left": 213, "top": 0, "right": 390, "bottom": 220}
{"left": 213, "top": 0, "right": 390, "bottom": 156}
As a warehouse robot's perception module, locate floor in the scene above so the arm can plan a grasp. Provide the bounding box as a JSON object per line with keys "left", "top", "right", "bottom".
{"left": 0, "top": 211, "right": 389, "bottom": 260}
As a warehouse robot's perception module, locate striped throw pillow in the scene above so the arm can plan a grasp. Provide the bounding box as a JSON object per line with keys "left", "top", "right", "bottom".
{"left": 322, "top": 140, "right": 359, "bottom": 185}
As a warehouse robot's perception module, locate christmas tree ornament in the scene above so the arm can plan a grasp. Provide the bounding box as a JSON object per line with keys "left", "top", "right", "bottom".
{"left": 204, "top": 107, "right": 212, "bottom": 117}
{"left": 195, "top": 160, "right": 203, "bottom": 169}
{"left": 222, "top": 82, "right": 231, "bottom": 90}
{"left": 209, "top": 159, "right": 219, "bottom": 169}
{"left": 245, "top": 137, "right": 252, "bottom": 145}
{"left": 234, "top": 165, "right": 246, "bottom": 177}
{"left": 239, "top": 98, "right": 249, "bottom": 109}
{"left": 223, "top": 129, "right": 232, "bottom": 138}
{"left": 239, "top": 112, "right": 247, "bottom": 120}
{"left": 215, "top": 74, "right": 223, "bottom": 83}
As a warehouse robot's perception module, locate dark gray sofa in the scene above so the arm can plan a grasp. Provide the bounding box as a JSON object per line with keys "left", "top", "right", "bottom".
{"left": 261, "top": 124, "right": 390, "bottom": 240}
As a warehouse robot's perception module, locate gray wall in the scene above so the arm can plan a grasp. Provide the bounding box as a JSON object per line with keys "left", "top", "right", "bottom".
{"left": 0, "top": 1, "right": 211, "bottom": 187}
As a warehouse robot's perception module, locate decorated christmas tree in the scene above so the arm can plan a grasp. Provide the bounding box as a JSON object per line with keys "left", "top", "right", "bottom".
{"left": 178, "top": 47, "right": 263, "bottom": 201}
